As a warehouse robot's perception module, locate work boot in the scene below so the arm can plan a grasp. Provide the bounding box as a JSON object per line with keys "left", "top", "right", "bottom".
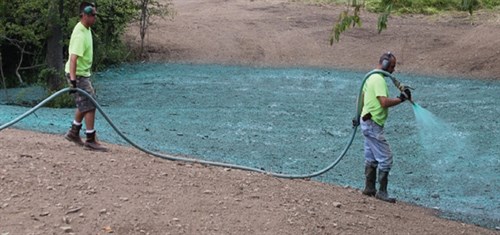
{"left": 84, "top": 131, "right": 108, "bottom": 152}
{"left": 64, "top": 124, "right": 84, "bottom": 146}
{"left": 362, "top": 165, "right": 377, "bottom": 196}
{"left": 375, "top": 170, "right": 396, "bottom": 203}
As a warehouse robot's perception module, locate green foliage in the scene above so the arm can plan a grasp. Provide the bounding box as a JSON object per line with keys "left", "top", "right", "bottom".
{"left": 461, "top": 0, "right": 479, "bottom": 14}
{"left": 38, "top": 67, "right": 62, "bottom": 85}
{"left": 482, "top": 0, "right": 500, "bottom": 8}
{"left": 0, "top": 0, "right": 145, "bottom": 107}
{"left": 94, "top": 40, "right": 135, "bottom": 71}
{"left": 330, "top": 0, "right": 500, "bottom": 43}
{"left": 290, "top": 0, "right": 344, "bottom": 3}
{"left": 0, "top": 0, "right": 150, "bottom": 90}
{"left": 141, "top": 0, "right": 175, "bottom": 18}
{"left": 0, "top": 0, "right": 49, "bottom": 46}
{"left": 59, "top": 0, "right": 138, "bottom": 71}
{"left": 45, "top": 92, "right": 75, "bottom": 108}
{"left": 38, "top": 69, "right": 74, "bottom": 108}
{"left": 0, "top": 0, "right": 51, "bottom": 88}
{"left": 1, "top": 0, "right": 177, "bottom": 107}
{"left": 377, "top": 4, "right": 391, "bottom": 33}
{"left": 330, "top": 1, "right": 363, "bottom": 43}
{"left": 365, "top": 0, "right": 499, "bottom": 14}
{"left": 92, "top": 0, "right": 137, "bottom": 69}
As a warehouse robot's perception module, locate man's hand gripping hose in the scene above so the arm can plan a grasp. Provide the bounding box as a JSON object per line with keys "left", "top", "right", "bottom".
{"left": 389, "top": 75, "right": 415, "bottom": 105}
{"left": 69, "top": 80, "right": 77, "bottom": 94}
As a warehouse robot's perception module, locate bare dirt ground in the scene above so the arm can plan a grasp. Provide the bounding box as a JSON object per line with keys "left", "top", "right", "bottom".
{"left": 1, "top": 0, "right": 500, "bottom": 234}
{"left": 1, "top": 129, "right": 498, "bottom": 234}
{"left": 128, "top": 0, "right": 500, "bottom": 80}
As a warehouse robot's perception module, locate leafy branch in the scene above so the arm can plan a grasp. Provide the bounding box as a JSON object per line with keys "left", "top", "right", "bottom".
{"left": 330, "top": 1, "right": 363, "bottom": 45}
{"left": 330, "top": 0, "right": 483, "bottom": 44}
{"left": 377, "top": 3, "right": 392, "bottom": 34}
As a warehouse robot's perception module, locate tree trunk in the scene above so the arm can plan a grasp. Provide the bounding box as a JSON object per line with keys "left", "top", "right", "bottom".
{"left": 0, "top": 51, "right": 8, "bottom": 100}
{"left": 0, "top": 51, "right": 4, "bottom": 89}
{"left": 45, "top": 0, "right": 64, "bottom": 91}
{"left": 139, "top": 0, "right": 149, "bottom": 58}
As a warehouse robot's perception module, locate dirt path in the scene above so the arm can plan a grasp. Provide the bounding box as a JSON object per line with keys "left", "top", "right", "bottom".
{"left": 1, "top": 129, "right": 498, "bottom": 234}
{"left": 1, "top": 0, "right": 500, "bottom": 234}
{"left": 126, "top": 0, "right": 500, "bottom": 79}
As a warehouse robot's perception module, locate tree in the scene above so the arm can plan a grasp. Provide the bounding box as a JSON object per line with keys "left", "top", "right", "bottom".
{"left": 0, "top": 0, "right": 143, "bottom": 91}
{"left": 330, "top": 0, "right": 393, "bottom": 44}
{"left": 0, "top": 51, "right": 7, "bottom": 92}
{"left": 45, "top": 0, "right": 65, "bottom": 90}
{"left": 90, "top": 0, "right": 137, "bottom": 70}
{"left": 0, "top": 0, "right": 49, "bottom": 86}
{"left": 1, "top": 0, "right": 178, "bottom": 97}
{"left": 135, "top": 0, "right": 175, "bottom": 58}
{"left": 330, "top": 0, "right": 482, "bottom": 44}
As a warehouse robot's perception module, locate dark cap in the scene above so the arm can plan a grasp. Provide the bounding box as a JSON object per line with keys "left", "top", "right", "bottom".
{"left": 80, "top": 2, "right": 96, "bottom": 15}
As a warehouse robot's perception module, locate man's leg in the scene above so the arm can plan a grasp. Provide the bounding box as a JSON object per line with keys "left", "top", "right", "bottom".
{"left": 83, "top": 109, "right": 108, "bottom": 152}
{"left": 369, "top": 127, "right": 395, "bottom": 203}
{"left": 362, "top": 120, "right": 395, "bottom": 203}
{"left": 64, "top": 109, "right": 85, "bottom": 145}
{"left": 83, "top": 110, "right": 95, "bottom": 131}
{"left": 74, "top": 109, "right": 84, "bottom": 123}
{"left": 376, "top": 170, "right": 396, "bottom": 203}
{"left": 361, "top": 120, "right": 378, "bottom": 196}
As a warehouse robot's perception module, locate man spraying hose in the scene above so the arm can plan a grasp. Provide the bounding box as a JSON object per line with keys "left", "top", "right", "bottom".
{"left": 359, "top": 52, "right": 411, "bottom": 203}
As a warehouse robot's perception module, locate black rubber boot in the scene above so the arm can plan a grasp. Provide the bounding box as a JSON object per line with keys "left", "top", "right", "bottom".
{"left": 362, "top": 165, "right": 377, "bottom": 196}
{"left": 84, "top": 131, "right": 108, "bottom": 152}
{"left": 64, "top": 124, "right": 84, "bottom": 146}
{"left": 375, "top": 170, "right": 396, "bottom": 203}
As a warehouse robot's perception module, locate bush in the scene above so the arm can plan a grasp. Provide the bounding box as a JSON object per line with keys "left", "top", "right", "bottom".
{"left": 45, "top": 91, "right": 75, "bottom": 109}
{"left": 360, "top": 0, "right": 498, "bottom": 14}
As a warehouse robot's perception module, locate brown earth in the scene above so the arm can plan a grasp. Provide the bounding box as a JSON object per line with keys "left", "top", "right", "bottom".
{"left": 127, "top": 0, "right": 500, "bottom": 80}
{"left": 1, "top": 129, "right": 498, "bottom": 234}
{"left": 1, "top": 0, "right": 500, "bottom": 234}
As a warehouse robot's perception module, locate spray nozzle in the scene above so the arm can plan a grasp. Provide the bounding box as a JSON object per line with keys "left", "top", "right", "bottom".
{"left": 389, "top": 75, "right": 413, "bottom": 92}
{"left": 398, "top": 84, "right": 414, "bottom": 92}
{"left": 389, "top": 75, "right": 415, "bottom": 105}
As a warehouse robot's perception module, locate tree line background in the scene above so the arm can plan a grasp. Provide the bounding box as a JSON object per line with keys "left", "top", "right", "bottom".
{"left": 0, "top": 0, "right": 173, "bottom": 94}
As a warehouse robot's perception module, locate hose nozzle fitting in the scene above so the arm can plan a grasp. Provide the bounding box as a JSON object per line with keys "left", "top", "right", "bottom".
{"left": 389, "top": 76, "right": 414, "bottom": 93}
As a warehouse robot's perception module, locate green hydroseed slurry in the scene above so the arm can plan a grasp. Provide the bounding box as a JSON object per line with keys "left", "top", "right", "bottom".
{"left": 1, "top": 63, "right": 498, "bottom": 228}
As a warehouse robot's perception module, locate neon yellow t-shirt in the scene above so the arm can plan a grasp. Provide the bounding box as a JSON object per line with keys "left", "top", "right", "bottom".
{"left": 65, "top": 22, "right": 93, "bottom": 77}
{"left": 361, "top": 73, "right": 389, "bottom": 126}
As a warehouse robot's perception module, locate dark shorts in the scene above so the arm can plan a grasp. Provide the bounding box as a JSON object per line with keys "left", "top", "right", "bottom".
{"left": 67, "top": 74, "right": 97, "bottom": 113}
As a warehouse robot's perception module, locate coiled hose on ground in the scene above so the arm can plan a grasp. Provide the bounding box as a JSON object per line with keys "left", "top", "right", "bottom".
{"left": 0, "top": 69, "right": 393, "bottom": 179}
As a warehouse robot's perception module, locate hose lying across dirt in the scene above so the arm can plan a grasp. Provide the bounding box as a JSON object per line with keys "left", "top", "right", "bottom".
{"left": 0, "top": 70, "right": 393, "bottom": 179}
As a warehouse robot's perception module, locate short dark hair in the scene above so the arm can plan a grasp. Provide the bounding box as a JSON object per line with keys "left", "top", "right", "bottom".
{"left": 80, "top": 1, "right": 95, "bottom": 15}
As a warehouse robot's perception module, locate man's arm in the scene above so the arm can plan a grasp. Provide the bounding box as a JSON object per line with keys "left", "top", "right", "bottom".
{"left": 378, "top": 96, "right": 403, "bottom": 108}
{"left": 69, "top": 54, "right": 78, "bottom": 81}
